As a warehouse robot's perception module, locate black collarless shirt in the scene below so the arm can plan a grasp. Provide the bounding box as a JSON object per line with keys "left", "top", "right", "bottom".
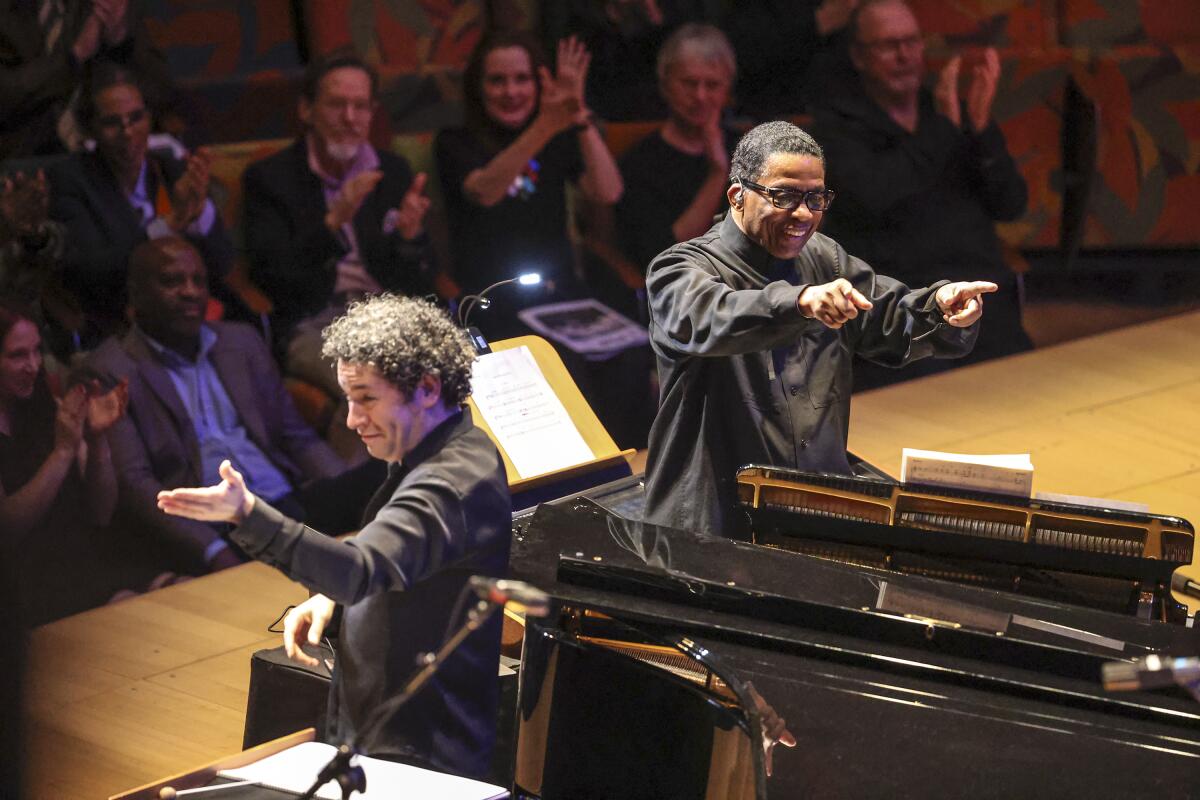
{"left": 232, "top": 407, "right": 511, "bottom": 778}
{"left": 643, "top": 214, "right": 978, "bottom": 538}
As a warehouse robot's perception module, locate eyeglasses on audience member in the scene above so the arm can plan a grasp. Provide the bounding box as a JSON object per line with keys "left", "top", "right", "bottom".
{"left": 740, "top": 180, "right": 835, "bottom": 212}
{"left": 95, "top": 107, "right": 148, "bottom": 131}
{"left": 857, "top": 35, "right": 923, "bottom": 55}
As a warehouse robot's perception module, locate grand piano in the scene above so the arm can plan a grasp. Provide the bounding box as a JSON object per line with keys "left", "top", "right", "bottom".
{"left": 506, "top": 474, "right": 1200, "bottom": 799}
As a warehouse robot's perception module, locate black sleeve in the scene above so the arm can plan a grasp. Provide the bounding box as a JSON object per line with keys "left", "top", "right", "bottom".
{"left": 834, "top": 244, "right": 978, "bottom": 365}
{"left": 0, "top": 39, "right": 76, "bottom": 125}
{"left": 815, "top": 104, "right": 962, "bottom": 218}
{"left": 966, "top": 121, "right": 1028, "bottom": 222}
{"left": 616, "top": 140, "right": 683, "bottom": 270}
{"left": 48, "top": 162, "right": 134, "bottom": 296}
{"left": 434, "top": 128, "right": 489, "bottom": 213}
{"left": 242, "top": 156, "right": 346, "bottom": 321}
{"left": 232, "top": 471, "right": 474, "bottom": 606}
{"left": 647, "top": 246, "right": 813, "bottom": 358}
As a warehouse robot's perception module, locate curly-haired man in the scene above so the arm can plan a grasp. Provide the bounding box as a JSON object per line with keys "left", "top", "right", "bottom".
{"left": 157, "top": 294, "right": 511, "bottom": 779}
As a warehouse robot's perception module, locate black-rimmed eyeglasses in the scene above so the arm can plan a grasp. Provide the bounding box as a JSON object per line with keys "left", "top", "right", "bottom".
{"left": 741, "top": 179, "right": 835, "bottom": 212}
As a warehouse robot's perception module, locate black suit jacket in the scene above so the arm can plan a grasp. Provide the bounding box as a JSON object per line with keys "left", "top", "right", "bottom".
{"left": 87, "top": 322, "right": 344, "bottom": 574}
{"left": 242, "top": 138, "right": 433, "bottom": 334}
{"left": 48, "top": 147, "right": 234, "bottom": 328}
{"left": 0, "top": 0, "right": 171, "bottom": 159}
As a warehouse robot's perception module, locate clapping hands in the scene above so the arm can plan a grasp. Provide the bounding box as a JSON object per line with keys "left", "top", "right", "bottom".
{"left": 392, "top": 172, "right": 431, "bottom": 241}
{"left": 84, "top": 378, "right": 129, "bottom": 435}
{"left": 169, "top": 147, "right": 213, "bottom": 231}
{"left": 935, "top": 47, "right": 1000, "bottom": 133}
{"left": 538, "top": 36, "right": 593, "bottom": 134}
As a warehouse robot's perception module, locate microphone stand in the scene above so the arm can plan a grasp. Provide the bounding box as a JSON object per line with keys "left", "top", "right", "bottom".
{"left": 298, "top": 596, "right": 502, "bottom": 800}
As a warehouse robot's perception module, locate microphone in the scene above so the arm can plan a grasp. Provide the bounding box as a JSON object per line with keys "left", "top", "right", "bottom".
{"left": 1170, "top": 571, "right": 1200, "bottom": 601}
{"left": 1102, "top": 654, "right": 1200, "bottom": 692}
{"left": 468, "top": 576, "right": 551, "bottom": 617}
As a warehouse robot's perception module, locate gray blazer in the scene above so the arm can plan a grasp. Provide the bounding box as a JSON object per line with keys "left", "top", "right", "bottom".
{"left": 88, "top": 321, "right": 344, "bottom": 573}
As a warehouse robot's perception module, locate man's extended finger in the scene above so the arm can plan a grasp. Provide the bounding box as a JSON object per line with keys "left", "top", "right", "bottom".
{"left": 960, "top": 280, "right": 998, "bottom": 297}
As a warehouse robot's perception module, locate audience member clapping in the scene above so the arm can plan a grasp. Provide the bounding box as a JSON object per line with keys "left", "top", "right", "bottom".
{"left": 811, "top": 0, "right": 1030, "bottom": 388}
{"left": 0, "top": 298, "right": 131, "bottom": 625}
{"left": 541, "top": 0, "right": 718, "bottom": 121}
{"left": 435, "top": 31, "right": 623, "bottom": 339}
{"left": 47, "top": 62, "right": 233, "bottom": 347}
{"left": 616, "top": 23, "right": 736, "bottom": 272}
{"left": 0, "top": 0, "right": 173, "bottom": 158}
{"left": 242, "top": 52, "right": 434, "bottom": 402}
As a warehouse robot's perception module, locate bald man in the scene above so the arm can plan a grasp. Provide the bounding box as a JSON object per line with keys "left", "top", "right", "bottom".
{"left": 87, "top": 237, "right": 347, "bottom": 575}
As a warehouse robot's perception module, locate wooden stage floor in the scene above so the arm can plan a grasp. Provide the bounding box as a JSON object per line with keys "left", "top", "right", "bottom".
{"left": 22, "top": 310, "right": 1200, "bottom": 799}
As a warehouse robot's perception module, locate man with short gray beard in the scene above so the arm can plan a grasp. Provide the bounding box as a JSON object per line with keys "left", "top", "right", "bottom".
{"left": 243, "top": 53, "right": 434, "bottom": 399}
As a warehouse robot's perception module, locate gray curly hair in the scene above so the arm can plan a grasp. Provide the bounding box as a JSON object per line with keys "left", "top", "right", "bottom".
{"left": 321, "top": 294, "right": 475, "bottom": 406}
{"left": 729, "top": 121, "right": 825, "bottom": 185}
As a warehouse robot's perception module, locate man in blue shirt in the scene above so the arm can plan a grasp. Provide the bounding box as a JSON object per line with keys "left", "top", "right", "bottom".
{"left": 88, "top": 237, "right": 345, "bottom": 574}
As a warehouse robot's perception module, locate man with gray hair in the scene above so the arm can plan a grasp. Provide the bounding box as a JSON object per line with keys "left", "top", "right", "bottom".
{"left": 643, "top": 120, "right": 996, "bottom": 538}
{"left": 157, "top": 294, "right": 511, "bottom": 779}
{"left": 617, "top": 23, "right": 737, "bottom": 271}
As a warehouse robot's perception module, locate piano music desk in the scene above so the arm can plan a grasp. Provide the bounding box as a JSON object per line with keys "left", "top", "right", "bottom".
{"left": 847, "top": 310, "right": 1200, "bottom": 608}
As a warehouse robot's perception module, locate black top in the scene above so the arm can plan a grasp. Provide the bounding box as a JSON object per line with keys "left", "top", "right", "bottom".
{"left": 0, "top": 378, "right": 119, "bottom": 625}
{"left": 615, "top": 129, "right": 734, "bottom": 271}
{"left": 230, "top": 408, "right": 511, "bottom": 778}
{"left": 812, "top": 87, "right": 1027, "bottom": 287}
{"left": 242, "top": 138, "right": 433, "bottom": 336}
{"left": 811, "top": 85, "right": 1032, "bottom": 374}
{"left": 643, "top": 213, "right": 976, "bottom": 538}
{"left": 47, "top": 148, "right": 234, "bottom": 330}
{"left": 435, "top": 124, "right": 583, "bottom": 296}
{"left": 724, "top": 0, "right": 858, "bottom": 118}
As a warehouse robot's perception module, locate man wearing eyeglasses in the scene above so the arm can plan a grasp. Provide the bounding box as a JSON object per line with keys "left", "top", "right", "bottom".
{"left": 643, "top": 120, "right": 994, "bottom": 538}
{"left": 811, "top": 0, "right": 1030, "bottom": 390}
{"left": 243, "top": 53, "right": 433, "bottom": 406}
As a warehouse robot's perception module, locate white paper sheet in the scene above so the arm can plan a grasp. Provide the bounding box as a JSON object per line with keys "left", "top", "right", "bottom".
{"left": 901, "top": 448, "right": 1034, "bottom": 497}
{"left": 220, "top": 741, "right": 508, "bottom": 799}
{"left": 471, "top": 346, "right": 594, "bottom": 478}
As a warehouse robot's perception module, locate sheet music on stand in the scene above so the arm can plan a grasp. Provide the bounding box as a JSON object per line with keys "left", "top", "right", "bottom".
{"left": 471, "top": 345, "right": 594, "bottom": 479}
{"left": 219, "top": 741, "right": 508, "bottom": 799}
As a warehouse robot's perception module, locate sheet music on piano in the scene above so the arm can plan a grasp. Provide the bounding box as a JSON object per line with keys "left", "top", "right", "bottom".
{"left": 471, "top": 345, "right": 594, "bottom": 479}
{"left": 901, "top": 448, "right": 1034, "bottom": 497}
